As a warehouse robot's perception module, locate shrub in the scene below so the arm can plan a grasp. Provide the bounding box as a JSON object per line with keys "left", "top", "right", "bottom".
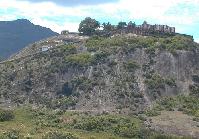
{"left": 192, "top": 75, "right": 199, "bottom": 83}
{"left": 42, "top": 131, "right": 79, "bottom": 139}
{"left": 73, "top": 115, "right": 140, "bottom": 138}
{"left": 1, "top": 129, "right": 20, "bottom": 139}
{"left": 145, "top": 109, "right": 161, "bottom": 117}
{"left": 165, "top": 78, "right": 176, "bottom": 86}
{"left": 0, "top": 109, "right": 15, "bottom": 122}
{"left": 145, "top": 47, "right": 156, "bottom": 55}
{"left": 113, "top": 123, "right": 139, "bottom": 138}
{"left": 58, "top": 82, "right": 73, "bottom": 96}
{"left": 65, "top": 53, "right": 93, "bottom": 67}
{"left": 147, "top": 95, "right": 199, "bottom": 118}
{"left": 189, "top": 84, "right": 199, "bottom": 96}
{"left": 145, "top": 74, "right": 165, "bottom": 89}
{"left": 52, "top": 97, "right": 76, "bottom": 109}
{"left": 124, "top": 60, "right": 140, "bottom": 72}
{"left": 158, "top": 97, "right": 177, "bottom": 111}
{"left": 71, "top": 76, "right": 92, "bottom": 91}
{"left": 73, "top": 116, "right": 108, "bottom": 131}
{"left": 91, "top": 51, "right": 108, "bottom": 64}
{"left": 60, "top": 44, "right": 77, "bottom": 55}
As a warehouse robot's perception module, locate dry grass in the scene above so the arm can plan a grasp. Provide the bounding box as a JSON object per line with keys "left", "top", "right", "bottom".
{"left": 150, "top": 111, "right": 199, "bottom": 138}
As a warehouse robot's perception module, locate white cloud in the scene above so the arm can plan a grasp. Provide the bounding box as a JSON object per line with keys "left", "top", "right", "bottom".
{"left": 195, "top": 38, "right": 199, "bottom": 43}
{"left": 0, "top": 0, "right": 199, "bottom": 37}
{"left": 31, "top": 18, "right": 79, "bottom": 33}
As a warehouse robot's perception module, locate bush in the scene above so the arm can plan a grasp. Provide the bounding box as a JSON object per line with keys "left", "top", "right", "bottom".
{"left": 145, "top": 74, "right": 165, "bottom": 89}
{"left": 91, "top": 51, "right": 108, "bottom": 64}
{"left": 192, "top": 75, "right": 199, "bottom": 83}
{"left": 113, "top": 123, "right": 139, "bottom": 138}
{"left": 65, "top": 53, "right": 93, "bottom": 67}
{"left": 71, "top": 76, "right": 92, "bottom": 91}
{"left": 0, "top": 109, "right": 15, "bottom": 122}
{"left": 0, "top": 129, "right": 20, "bottom": 139}
{"left": 145, "top": 109, "right": 161, "bottom": 117}
{"left": 73, "top": 116, "right": 109, "bottom": 131}
{"left": 42, "top": 131, "right": 78, "bottom": 139}
{"left": 60, "top": 45, "right": 77, "bottom": 55}
{"left": 165, "top": 78, "right": 176, "bottom": 86}
{"left": 52, "top": 97, "right": 76, "bottom": 109}
{"left": 147, "top": 95, "right": 199, "bottom": 118}
{"left": 124, "top": 60, "right": 140, "bottom": 72}
{"left": 73, "top": 115, "right": 140, "bottom": 138}
{"left": 189, "top": 84, "right": 199, "bottom": 96}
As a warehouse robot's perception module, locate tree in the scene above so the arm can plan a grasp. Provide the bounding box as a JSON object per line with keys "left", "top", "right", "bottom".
{"left": 78, "top": 17, "right": 100, "bottom": 36}
{"left": 117, "top": 22, "right": 127, "bottom": 29}
{"left": 127, "top": 21, "right": 136, "bottom": 29}
{"left": 102, "top": 22, "right": 114, "bottom": 31}
{"left": 0, "top": 109, "right": 15, "bottom": 122}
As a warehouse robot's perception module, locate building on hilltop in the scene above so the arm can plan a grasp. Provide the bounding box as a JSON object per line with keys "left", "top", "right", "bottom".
{"left": 108, "top": 21, "right": 176, "bottom": 36}
{"left": 61, "top": 30, "right": 69, "bottom": 35}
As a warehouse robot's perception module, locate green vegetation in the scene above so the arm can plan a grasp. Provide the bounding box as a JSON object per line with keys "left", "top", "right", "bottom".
{"left": 145, "top": 74, "right": 176, "bottom": 90}
{"left": 71, "top": 76, "right": 92, "bottom": 92}
{"left": 85, "top": 35, "right": 197, "bottom": 55}
{"left": 42, "top": 131, "right": 78, "bottom": 139}
{"left": 0, "top": 109, "right": 15, "bottom": 122}
{"left": 73, "top": 115, "right": 140, "bottom": 138}
{"left": 60, "top": 44, "right": 77, "bottom": 55}
{"left": 0, "top": 107, "right": 192, "bottom": 139}
{"left": 145, "top": 74, "right": 162, "bottom": 89}
{"left": 65, "top": 53, "right": 93, "bottom": 67}
{"left": 51, "top": 97, "right": 76, "bottom": 109}
{"left": 146, "top": 95, "right": 199, "bottom": 118}
{"left": 190, "top": 84, "right": 199, "bottom": 97}
{"left": 0, "top": 129, "right": 21, "bottom": 139}
{"left": 124, "top": 60, "right": 140, "bottom": 72}
{"left": 117, "top": 22, "right": 127, "bottom": 29}
{"left": 78, "top": 17, "right": 100, "bottom": 36}
{"left": 192, "top": 75, "right": 199, "bottom": 83}
{"left": 64, "top": 51, "right": 108, "bottom": 67}
{"left": 0, "top": 18, "right": 198, "bottom": 139}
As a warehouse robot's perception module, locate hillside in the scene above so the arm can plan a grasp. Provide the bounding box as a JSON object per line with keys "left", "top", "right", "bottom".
{"left": 0, "top": 33, "right": 199, "bottom": 138}
{"left": 0, "top": 19, "right": 58, "bottom": 58}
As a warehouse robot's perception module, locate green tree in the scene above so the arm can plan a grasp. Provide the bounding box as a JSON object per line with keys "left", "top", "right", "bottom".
{"left": 117, "top": 22, "right": 127, "bottom": 29}
{"left": 102, "top": 22, "right": 114, "bottom": 31}
{"left": 78, "top": 17, "right": 100, "bottom": 36}
{"left": 0, "top": 109, "right": 15, "bottom": 122}
{"left": 127, "top": 21, "right": 136, "bottom": 29}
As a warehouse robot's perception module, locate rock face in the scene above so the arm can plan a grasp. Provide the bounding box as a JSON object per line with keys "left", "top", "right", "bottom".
{"left": 0, "top": 33, "right": 198, "bottom": 114}
{"left": 0, "top": 19, "right": 58, "bottom": 58}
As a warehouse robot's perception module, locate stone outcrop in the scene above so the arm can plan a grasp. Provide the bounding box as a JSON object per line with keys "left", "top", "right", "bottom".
{"left": 0, "top": 34, "right": 198, "bottom": 114}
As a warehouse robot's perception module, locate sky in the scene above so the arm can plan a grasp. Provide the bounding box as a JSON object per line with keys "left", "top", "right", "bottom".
{"left": 0, "top": 0, "right": 199, "bottom": 42}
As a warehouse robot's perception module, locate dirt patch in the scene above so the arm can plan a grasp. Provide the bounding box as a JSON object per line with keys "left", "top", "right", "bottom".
{"left": 148, "top": 111, "right": 199, "bottom": 138}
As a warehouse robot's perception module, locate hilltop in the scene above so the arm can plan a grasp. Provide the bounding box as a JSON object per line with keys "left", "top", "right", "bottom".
{"left": 0, "top": 31, "right": 198, "bottom": 111}
{"left": 0, "top": 19, "right": 58, "bottom": 58}
{"left": 0, "top": 18, "right": 199, "bottom": 138}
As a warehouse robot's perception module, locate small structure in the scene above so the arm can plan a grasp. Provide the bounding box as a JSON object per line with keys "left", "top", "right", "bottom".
{"left": 61, "top": 30, "right": 69, "bottom": 35}
{"left": 41, "top": 46, "right": 51, "bottom": 52}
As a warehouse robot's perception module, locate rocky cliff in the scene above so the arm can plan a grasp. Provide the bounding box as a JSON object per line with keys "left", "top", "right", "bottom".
{"left": 0, "top": 33, "right": 198, "bottom": 114}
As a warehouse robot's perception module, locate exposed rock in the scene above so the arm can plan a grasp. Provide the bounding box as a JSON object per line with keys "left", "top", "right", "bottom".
{"left": 0, "top": 33, "right": 198, "bottom": 115}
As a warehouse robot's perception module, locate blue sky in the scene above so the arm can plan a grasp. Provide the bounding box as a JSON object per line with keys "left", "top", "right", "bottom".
{"left": 0, "top": 0, "right": 199, "bottom": 42}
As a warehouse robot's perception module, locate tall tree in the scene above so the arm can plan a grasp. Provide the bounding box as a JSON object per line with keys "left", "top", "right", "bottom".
{"left": 117, "top": 22, "right": 127, "bottom": 29}
{"left": 102, "top": 22, "right": 114, "bottom": 31}
{"left": 78, "top": 17, "right": 100, "bottom": 36}
{"left": 127, "top": 21, "right": 136, "bottom": 29}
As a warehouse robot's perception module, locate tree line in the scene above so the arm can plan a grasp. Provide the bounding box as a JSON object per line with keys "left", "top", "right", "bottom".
{"left": 78, "top": 17, "right": 135, "bottom": 36}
